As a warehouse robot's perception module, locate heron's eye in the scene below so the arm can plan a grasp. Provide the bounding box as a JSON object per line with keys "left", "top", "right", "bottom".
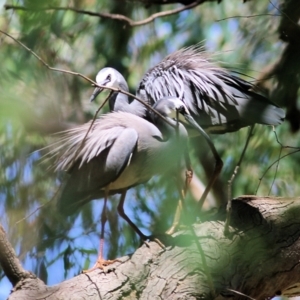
{"left": 107, "top": 74, "right": 111, "bottom": 81}
{"left": 177, "top": 105, "right": 187, "bottom": 115}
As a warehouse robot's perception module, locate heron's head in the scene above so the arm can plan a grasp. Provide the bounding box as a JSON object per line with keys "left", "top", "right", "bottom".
{"left": 151, "top": 97, "right": 190, "bottom": 123}
{"left": 151, "top": 97, "right": 203, "bottom": 134}
{"left": 90, "top": 68, "right": 127, "bottom": 102}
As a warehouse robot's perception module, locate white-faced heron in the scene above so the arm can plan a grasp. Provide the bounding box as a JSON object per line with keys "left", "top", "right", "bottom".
{"left": 90, "top": 46, "right": 285, "bottom": 133}
{"left": 49, "top": 97, "right": 203, "bottom": 269}
{"left": 90, "top": 46, "right": 285, "bottom": 212}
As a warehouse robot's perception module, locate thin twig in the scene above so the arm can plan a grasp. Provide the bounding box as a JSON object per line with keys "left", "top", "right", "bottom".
{"left": 272, "top": 128, "right": 300, "bottom": 150}
{"left": 225, "top": 288, "right": 256, "bottom": 300}
{"left": 269, "top": 127, "right": 300, "bottom": 196}
{"left": 256, "top": 149, "right": 300, "bottom": 194}
{"left": 0, "top": 29, "right": 175, "bottom": 127}
{"left": 224, "top": 125, "right": 254, "bottom": 235}
{"left": 256, "top": 127, "right": 300, "bottom": 193}
{"left": 0, "top": 28, "right": 179, "bottom": 224}
{"left": 269, "top": 0, "right": 298, "bottom": 26}
{"left": 16, "top": 184, "right": 62, "bottom": 224}
{"left": 268, "top": 144, "right": 282, "bottom": 196}
{"left": 16, "top": 95, "right": 115, "bottom": 224}
{"left": 5, "top": 1, "right": 203, "bottom": 27}
{"left": 227, "top": 125, "right": 254, "bottom": 202}
{"left": 71, "top": 91, "right": 113, "bottom": 164}
{"left": 216, "top": 14, "right": 280, "bottom": 22}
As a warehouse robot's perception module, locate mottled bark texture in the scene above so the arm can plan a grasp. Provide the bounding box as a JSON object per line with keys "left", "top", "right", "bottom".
{"left": 4, "top": 196, "right": 300, "bottom": 299}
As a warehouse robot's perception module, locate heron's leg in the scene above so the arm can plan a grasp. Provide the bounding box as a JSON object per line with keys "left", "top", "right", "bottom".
{"left": 197, "top": 128, "right": 223, "bottom": 211}
{"left": 173, "top": 167, "right": 216, "bottom": 296}
{"left": 117, "top": 190, "right": 148, "bottom": 241}
{"left": 166, "top": 196, "right": 183, "bottom": 235}
{"left": 83, "top": 188, "right": 120, "bottom": 272}
{"left": 166, "top": 151, "right": 193, "bottom": 235}
{"left": 118, "top": 191, "right": 165, "bottom": 248}
{"left": 224, "top": 125, "right": 254, "bottom": 235}
{"left": 98, "top": 192, "right": 108, "bottom": 260}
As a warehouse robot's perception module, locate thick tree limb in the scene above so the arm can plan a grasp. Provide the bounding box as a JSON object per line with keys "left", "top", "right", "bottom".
{"left": 4, "top": 196, "right": 300, "bottom": 299}
{"left": 0, "top": 225, "right": 36, "bottom": 287}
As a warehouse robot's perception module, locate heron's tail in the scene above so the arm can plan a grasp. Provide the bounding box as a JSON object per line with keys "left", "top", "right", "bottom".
{"left": 242, "top": 94, "right": 285, "bottom": 126}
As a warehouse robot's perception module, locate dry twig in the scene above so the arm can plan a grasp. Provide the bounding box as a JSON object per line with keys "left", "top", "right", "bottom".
{"left": 5, "top": 1, "right": 203, "bottom": 27}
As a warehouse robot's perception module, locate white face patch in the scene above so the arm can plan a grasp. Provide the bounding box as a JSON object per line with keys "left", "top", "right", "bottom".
{"left": 169, "top": 109, "right": 177, "bottom": 120}
{"left": 168, "top": 98, "right": 190, "bottom": 123}
{"left": 169, "top": 98, "right": 189, "bottom": 112}
{"left": 96, "top": 68, "right": 118, "bottom": 88}
{"left": 168, "top": 109, "right": 188, "bottom": 125}
{"left": 150, "top": 97, "right": 192, "bottom": 128}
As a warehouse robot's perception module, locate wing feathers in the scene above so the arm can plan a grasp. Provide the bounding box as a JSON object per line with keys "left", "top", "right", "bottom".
{"left": 137, "top": 46, "right": 285, "bottom": 130}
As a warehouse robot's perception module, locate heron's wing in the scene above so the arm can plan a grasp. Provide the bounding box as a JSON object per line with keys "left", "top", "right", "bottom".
{"left": 48, "top": 117, "right": 133, "bottom": 171}
{"left": 52, "top": 124, "right": 139, "bottom": 216}
{"left": 137, "top": 47, "right": 242, "bottom": 115}
{"left": 137, "top": 46, "right": 284, "bottom": 132}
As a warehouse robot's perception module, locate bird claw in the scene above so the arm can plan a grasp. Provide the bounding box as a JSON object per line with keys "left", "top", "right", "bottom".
{"left": 82, "top": 257, "right": 121, "bottom": 273}
{"left": 142, "top": 233, "right": 175, "bottom": 248}
{"left": 165, "top": 224, "right": 177, "bottom": 236}
{"left": 139, "top": 234, "right": 162, "bottom": 248}
{"left": 150, "top": 237, "right": 165, "bottom": 249}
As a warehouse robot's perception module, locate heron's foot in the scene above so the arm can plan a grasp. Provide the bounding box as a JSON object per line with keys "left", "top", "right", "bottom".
{"left": 138, "top": 232, "right": 174, "bottom": 248}
{"left": 166, "top": 219, "right": 189, "bottom": 235}
{"left": 82, "top": 257, "right": 121, "bottom": 273}
{"left": 166, "top": 223, "right": 189, "bottom": 235}
{"left": 149, "top": 236, "right": 165, "bottom": 249}
{"left": 166, "top": 221, "right": 183, "bottom": 235}
{"left": 142, "top": 233, "right": 175, "bottom": 248}
{"left": 166, "top": 224, "right": 177, "bottom": 236}
{"left": 138, "top": 234, "right": 161, "bottom": 248}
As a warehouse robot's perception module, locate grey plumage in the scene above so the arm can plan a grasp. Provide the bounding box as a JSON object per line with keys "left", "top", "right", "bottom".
{"left": 91, "top": 46, "right": 285, "bottom": 133}
{"left": 49, "top": 98, "right": 194, "bottom": 215}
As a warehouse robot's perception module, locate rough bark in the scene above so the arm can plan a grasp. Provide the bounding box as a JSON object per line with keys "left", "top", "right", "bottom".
{"left": 4, "top": 196, "right": 300, "bottom": 299}
{"left": 0, "top": 226, "right": 35, "bottom": 287}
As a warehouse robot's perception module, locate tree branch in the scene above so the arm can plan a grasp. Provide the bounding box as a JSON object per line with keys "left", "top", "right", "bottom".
{"left": 0, "top": 225, "right": 35, "bottom": 287}
{"left": 5, "top": 197, "right": 300, "bottom": 299}
{"left": 4, "top": 1, "right": 204, "bottom": 27}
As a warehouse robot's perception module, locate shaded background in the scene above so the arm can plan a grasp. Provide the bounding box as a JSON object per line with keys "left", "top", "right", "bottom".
{"left": 1, "top": 0, "right": 300, "bottom": 298}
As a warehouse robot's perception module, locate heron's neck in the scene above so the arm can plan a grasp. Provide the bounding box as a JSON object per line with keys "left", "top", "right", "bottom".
{"left": 155, "top": 117, "right": 187, "bottom": 141}
{"left": 110, "top": 92, "right": 146, "bottom": 117}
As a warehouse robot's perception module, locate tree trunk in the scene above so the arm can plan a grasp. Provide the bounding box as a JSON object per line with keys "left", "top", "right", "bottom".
{"left": 4, "top": 196, "right": 300, "bottom": 299}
